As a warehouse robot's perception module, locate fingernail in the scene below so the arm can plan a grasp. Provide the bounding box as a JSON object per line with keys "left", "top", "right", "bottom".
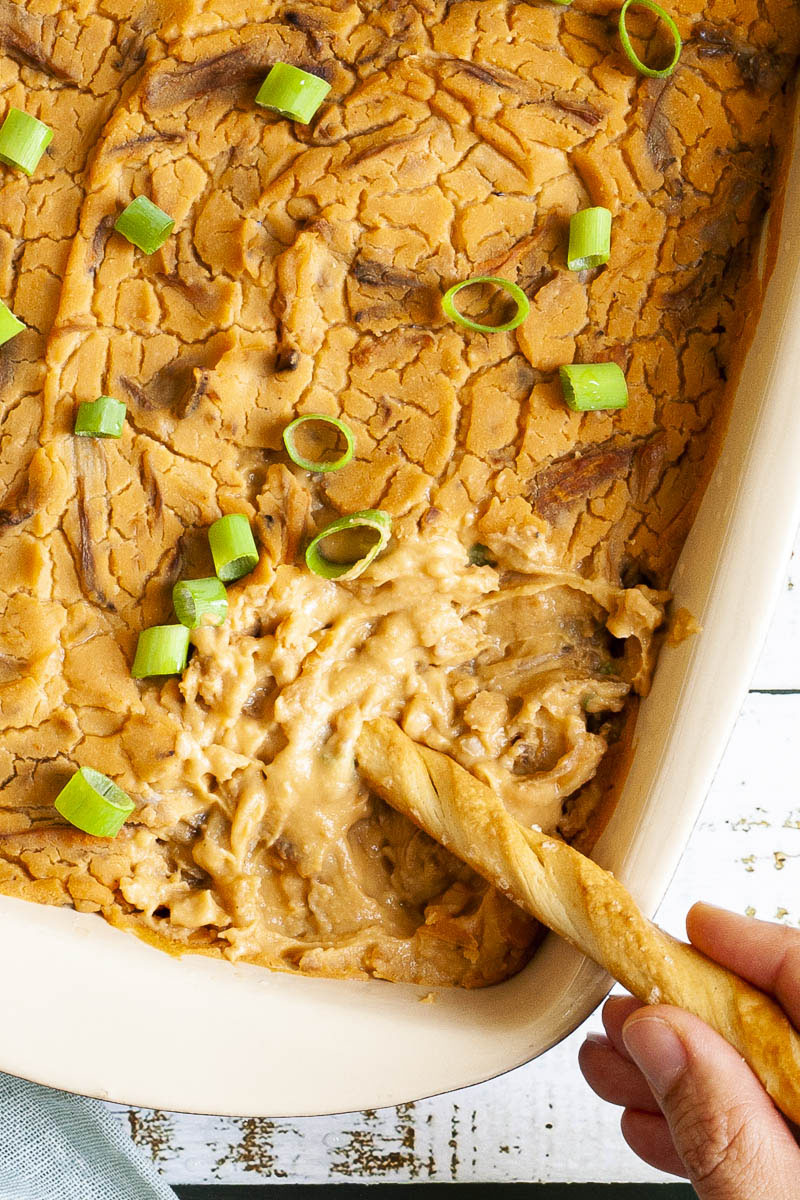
{"left": 584, "top": 1032, "right": 608, "bottom": 1047}
{"left": 622, "top": 1015, "right": 689, "bottom": 1099}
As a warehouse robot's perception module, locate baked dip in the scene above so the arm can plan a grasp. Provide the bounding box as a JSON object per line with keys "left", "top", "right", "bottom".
{"left": 0, "top": 0, "right": 796, "bottom": 985}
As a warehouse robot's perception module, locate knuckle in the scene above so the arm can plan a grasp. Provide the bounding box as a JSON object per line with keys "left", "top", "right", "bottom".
{"left": 668, "top": 1096, "right": 759, "bottom": 1196}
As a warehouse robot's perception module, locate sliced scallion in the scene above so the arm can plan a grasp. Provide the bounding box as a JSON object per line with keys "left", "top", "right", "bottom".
{"left": 559, "top": 363, "right": 628, "bottom": 412}
{"left": 54, "top": 767, "right": 135, "bottom": 838}
{"left": 618, "top": 0, "right": 681, "bottom": 78}
{"left": 0, "top": 107, "right": 53, "bottom": 175}
{"left": 567, "top": 207, "right": 612, "bottom": 272}
{"left": 173, "top": 577, "right": 229, "bottom": 630}
{"left": 114, "top": 196, "right": 174, "bottom": 254}
{"left": 131, "top": 624, "right": 190, "bottom": 678}
{"left": 305, "top": 509, "right": 392, "bottom": 581}
{"left": 74, "top": 396, "right": 126, "bottom": 439}
{"left": 283, "top": 413, "right": 355, "bottom": 473}
{"left": 468, "top": 543, "right": 496, "bottom": 567}
{"left": 0, "top": 299, "right": 24, "bottom": 347}
{"left": 255, "top": 63, "right": 331, "bottom": 124}
{"left": 442, "top": 275, "right": 529, "bottom": 333}
{"left": 208, "top": 513, "right": 259, "bottom": 582}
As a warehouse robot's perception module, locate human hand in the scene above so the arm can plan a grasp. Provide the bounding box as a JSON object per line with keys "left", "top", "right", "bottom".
{"left": 578, "top": 902, "right": 800, "bottom": 1198}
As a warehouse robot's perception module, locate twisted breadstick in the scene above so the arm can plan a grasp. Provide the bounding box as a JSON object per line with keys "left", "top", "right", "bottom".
{"left": 356, "top": 717, "right": 800, "bottom": 1125}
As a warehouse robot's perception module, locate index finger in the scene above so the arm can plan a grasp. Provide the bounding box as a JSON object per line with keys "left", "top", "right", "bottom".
{"left": 687, "top": 902, "right": 800, "bottom": 1029}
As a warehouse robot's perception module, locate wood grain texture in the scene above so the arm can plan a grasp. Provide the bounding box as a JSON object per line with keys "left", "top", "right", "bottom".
{"left": 172, "top": 1187, "right": 696, "bottom": 1197}
{"left": 108, "top": 526, "right": 800, "bottom": 1187}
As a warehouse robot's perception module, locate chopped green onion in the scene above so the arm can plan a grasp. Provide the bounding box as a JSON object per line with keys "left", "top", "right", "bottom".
{"left": 0, "top": 107, "right": 53, "bottom": 175}
{"left": 559, "top": 363, "right": 629, "bottom": 412}
{"left": 567, "top": 207, "right": 612, "bottom": 272}
{"left": 255, "top": 63, "right": 331, "bottom": 124}
{"left": 306, "top": 509, "right": 392, "bottom": 581}
{"left": 442, "top": 275, "right": 530, "bottom": 334}
{"left": 618, "top": 0, "right": 682, "bottom": 78}
{"left": 173, "top": 577, "right": 229, "bottom": 629}
{"left": 0, "top": 299, "right": 24, "bottom": 346}
{"left": 54, "top": 767, "right": 135, "bottom": 838}
{"left": 468, "top": 543, "right": 496, "bottom": 567}
{"left": 283, "top": 413, "right": 355, "bottom": 473}
{"left": 74, "top": 395, "right": 126, "bottom": 439}
{"left": 114, "top": 196, "right": 174, "bottom": 254}
{"left": 208, "top": 513, "right": 259, "bottom": 582}
{"left": 131, "top": 624, "right": 190, "bottom": 678}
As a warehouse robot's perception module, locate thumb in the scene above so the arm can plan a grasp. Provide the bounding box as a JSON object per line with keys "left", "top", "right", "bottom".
{"left": 622, "top": 1006, "right": 800, "bottom": 1200}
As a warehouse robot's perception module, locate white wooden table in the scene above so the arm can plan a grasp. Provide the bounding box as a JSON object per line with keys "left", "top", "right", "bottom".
{"left": 110, "top": 523, "right": 800, "bottom": 1187}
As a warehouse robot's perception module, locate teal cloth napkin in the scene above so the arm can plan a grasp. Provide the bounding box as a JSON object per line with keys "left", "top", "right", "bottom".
{"left": 0, "top": 1074, "right": 178, "bottom": 1200}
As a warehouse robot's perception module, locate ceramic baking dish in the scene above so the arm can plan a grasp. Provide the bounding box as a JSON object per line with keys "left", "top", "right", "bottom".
{"left": 1, "top": 109, "right": 799, "bottom": 1119}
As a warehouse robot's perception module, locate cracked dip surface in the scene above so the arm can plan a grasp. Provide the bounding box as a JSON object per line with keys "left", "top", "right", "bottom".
{"left": 0, "top": 0, "right": 797, "bottom": 986}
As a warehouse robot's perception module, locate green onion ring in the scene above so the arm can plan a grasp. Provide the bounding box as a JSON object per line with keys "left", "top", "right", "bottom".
{"left": 0, "top": 107, "right": 53, "bottom": 175}
{"left": 467, "top": 543, "right": 496, "bottom": 567}
{"left": 618, "top": 0, "right": 682, "bottom": 78}
{"left": 567, "top": 207, "right": 612, "bottom": 272}
{"left": 208, "top": 513, "right": 260, "bottom": 583}
{"left": 305, "top": 509, "right": 392, "bottom": 581}
{"left": 442, "top": 275, "right": 530, "bottom": 333}
{"left": 114, "top": 196, "right": 174, "bottom": 255}
{"left": 131, "top": 624, "right": 191, "bottom": 678}
{"left": 74, "top": 396, "right": 127, "bottom": 439}
{"left": 283, "top": 413, "right": 355, "bottom": 473}
{"left": 559, "top": 362, "right": 629, "bottom": 412}
{"left": 54, "top": 767, "right": 135, "bottom": 838}
{"left": 255, "top": 63, "right": 331, "bottom": 124}
{"left": 173, "top": 577, "right": 229, "bottom": 629}
{"left": 0, "top": 299, "right": 25, "bottom": 347}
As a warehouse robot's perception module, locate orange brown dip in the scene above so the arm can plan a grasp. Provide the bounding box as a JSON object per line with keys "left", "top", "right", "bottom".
{"left": 0, "top": 0, "right": 796, "bottom": 985}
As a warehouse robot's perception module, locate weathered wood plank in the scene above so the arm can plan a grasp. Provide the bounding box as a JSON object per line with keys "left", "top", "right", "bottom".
{"left": 172, "top": 1187, "right": 696, "bottom": 1198}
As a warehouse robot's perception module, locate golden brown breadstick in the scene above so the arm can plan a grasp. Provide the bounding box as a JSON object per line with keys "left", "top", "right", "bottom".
{"left": 356, "top": 717, "right": 800, "bottom": 1125}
